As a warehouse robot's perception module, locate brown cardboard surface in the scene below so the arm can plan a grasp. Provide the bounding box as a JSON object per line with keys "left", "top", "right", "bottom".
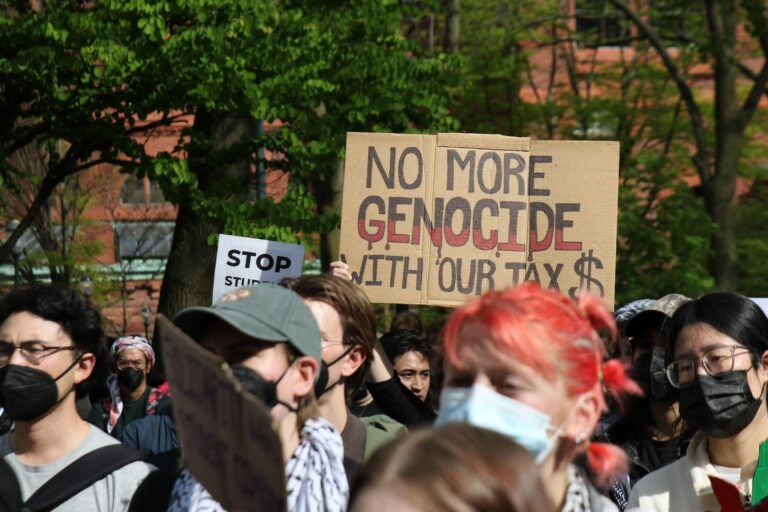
{"left": 159, "top": 316, "right": 287, "bottom": 512}
{"left": 339, "top": 133, "right": 619, "bottom": 308}
{"left": 528, "top": 140, "right": 619, "bottom": 308}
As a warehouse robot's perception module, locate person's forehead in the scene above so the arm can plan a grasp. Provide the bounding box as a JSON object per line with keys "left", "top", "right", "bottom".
{"left": 394, "top": 350, "right": 429, "bottom": 369}
{"left": 116, "top": 347, "right": 147, "bottom": 361}
{"left": 303, "top": 299, "right": 342, "bottom": 333}
{"left": 454, "top": 321, "right": 546, "bottom": 369}
{"left": 674, "top": 322, "right": 742, "bottom": 355}
{"left": 0, "top": 311, "right": 70, "bottom": 345}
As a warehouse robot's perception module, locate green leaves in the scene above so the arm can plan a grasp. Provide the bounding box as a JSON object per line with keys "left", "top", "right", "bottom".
{"left": 2, "top": 0, "right": 458, "bottom": 272}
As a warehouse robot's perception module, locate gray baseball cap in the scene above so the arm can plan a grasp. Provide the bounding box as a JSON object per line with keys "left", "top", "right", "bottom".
{"left": 626, "top": 293, "right": 691, "bottom": 338}
{"left": 172, "top": 284, "right": 321, "bottom": 365}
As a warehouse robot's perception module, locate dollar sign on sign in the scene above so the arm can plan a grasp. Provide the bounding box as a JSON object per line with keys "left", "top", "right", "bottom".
{"left": 568, "top": 249, "right": 604, "bottom": 298}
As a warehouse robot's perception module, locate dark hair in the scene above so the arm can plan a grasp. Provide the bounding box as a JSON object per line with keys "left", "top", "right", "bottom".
{"left": 389, "top": 311, "right": 423, "bottom": 335}
{"left": 290, "top": 276, "right": 376, "bottom": 391}
{"left": 349, "top": 423, "right": 553, "bottom": 512}
{"left": 666, "top": 292, "right": 768, "bottom": 362}
{"left": 0, "top": 284, "right": 108, "bottom": 396}
{"left": 379, "top": 330, "right": 432, "bottom": 365}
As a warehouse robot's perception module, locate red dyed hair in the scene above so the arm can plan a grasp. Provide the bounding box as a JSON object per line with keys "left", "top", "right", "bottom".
{"left": 442, "top": 281, "right": 640, "bottom": 486}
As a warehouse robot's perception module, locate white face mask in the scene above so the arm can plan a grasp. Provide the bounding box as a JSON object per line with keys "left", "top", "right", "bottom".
{"left": 435, "top": 384, "right": 565, "bottom": 463}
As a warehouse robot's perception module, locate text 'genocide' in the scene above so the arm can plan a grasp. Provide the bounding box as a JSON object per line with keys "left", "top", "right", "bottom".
{"left": 358, "top": 147, "right": 582, "bottom": 254}
{"left": 346, "top": 145, "right": 606, "bottom": 297}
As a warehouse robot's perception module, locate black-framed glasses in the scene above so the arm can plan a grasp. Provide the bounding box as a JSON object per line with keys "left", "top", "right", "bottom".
{"left": 666, "top": 346, "right": 754, "bottom": 388}
{"left": 0, "top": 341, "right": 78, "bottom": 366}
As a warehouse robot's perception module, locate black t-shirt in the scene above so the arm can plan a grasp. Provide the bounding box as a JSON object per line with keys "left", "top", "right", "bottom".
{"left": 636, "top": 431, "right": 687, "bottom": 474}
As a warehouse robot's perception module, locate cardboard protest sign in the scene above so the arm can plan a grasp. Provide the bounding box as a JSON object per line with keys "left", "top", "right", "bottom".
{"left": 212, "top": 234, "right": 304, "bottom": 304}
{"left": 159, "top": 316, "right": 287, "bottom": 512}
{"left": 339, "top": 132, "right": 619, "bottom": 307}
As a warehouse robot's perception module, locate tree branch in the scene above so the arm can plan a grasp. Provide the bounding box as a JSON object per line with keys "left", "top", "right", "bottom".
{"left": 739, "top": 3, "right": 768, "bottom": 126}
{"left": 3, "top": 120, "right": 52, "bottom": 155}
{"left": 607, "top": 0, "right": 710, "bottom": 184}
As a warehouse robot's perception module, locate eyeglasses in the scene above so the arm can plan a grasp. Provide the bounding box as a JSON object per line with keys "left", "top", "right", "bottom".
{"left": 0, "top": 341, "right": 78, "bottom": 366}
{"left": 666, "top": 346, "right": 754, "bottom": 388}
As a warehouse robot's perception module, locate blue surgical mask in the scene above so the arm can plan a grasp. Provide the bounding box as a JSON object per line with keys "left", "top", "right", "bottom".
{"left": 435, "top": 384, "right": 558, "bottom": 463}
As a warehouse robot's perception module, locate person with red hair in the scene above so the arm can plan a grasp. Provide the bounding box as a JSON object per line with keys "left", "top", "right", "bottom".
{"left": 436, "top": 281, "right": 641, "bottom": 512}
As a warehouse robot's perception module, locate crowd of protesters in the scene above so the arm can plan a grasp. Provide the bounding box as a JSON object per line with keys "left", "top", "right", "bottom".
{"left": 1, "top": 262, "right": 768, "bottom": 511}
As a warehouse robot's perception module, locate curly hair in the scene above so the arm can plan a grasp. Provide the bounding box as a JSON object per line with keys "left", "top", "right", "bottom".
{"left": 0, "top": 284, "right": 107, "bottom": 397}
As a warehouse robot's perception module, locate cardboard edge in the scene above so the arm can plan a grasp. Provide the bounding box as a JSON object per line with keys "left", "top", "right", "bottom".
{"left": 437, "top": 133, "right": 531, "bottom": 152}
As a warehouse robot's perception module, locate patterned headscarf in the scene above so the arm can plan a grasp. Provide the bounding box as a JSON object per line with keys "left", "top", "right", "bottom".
{"left": 105, "top": 335, "right": 155, "bottom": 434}
{"left": 110, "top": 335, "right": 156, "bottom": 366}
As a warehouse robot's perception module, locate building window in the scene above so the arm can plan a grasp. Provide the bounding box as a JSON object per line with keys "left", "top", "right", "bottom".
{"left": 121, "top": 176, "right": 146, "bottom": 204}
{"left": 649, "top": 0, "right": 700, "bottom": 43}
{"left": 115, "top": 222, "right": 174, "bottom": 260}
{"left": 149, "top": 179, "right": 166, "bottom": 204}
{"left": 575, "top": 0, "right": 630, "bottom": 47}
{"left": 121, "top": 176, "right": 167, "bottom": 205}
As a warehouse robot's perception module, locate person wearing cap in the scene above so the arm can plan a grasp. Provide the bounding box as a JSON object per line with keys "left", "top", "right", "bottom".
{"left": 88, "top": 335, "right": 172, "bottom": 440}
{"left": 613, "top": 299, "right": 654, "bottom": 361}
{"left": 167, "top": 284, "right": 347, "bottom": 512}
{"left": 595, "top": 294, "right": 694, "bottom": 510}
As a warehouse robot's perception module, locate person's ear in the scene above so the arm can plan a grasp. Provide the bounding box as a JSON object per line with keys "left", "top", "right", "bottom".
{"left": 293, "top": 356, "right": 318, "bottom": 398}
{"left": 340, "top": 344, "right": 366, "bottom": 378}
{"left": 757, "top": 350, "right": 768, "bottom": 381}
{"left": 74, "top": 353, "right": 96, "bottom": 384}
{"left": 564, "top": 389, "right": 601, "bottom": 442}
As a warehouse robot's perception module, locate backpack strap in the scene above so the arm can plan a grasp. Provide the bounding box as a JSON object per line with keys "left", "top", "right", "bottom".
{"left": 22, "top": 444, "right": 144, "bottom": 512}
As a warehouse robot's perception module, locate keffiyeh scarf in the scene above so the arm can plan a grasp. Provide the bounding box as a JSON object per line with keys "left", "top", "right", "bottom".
{"left": 562, "top": 465, "right": 593, "bottom": 512}
{"left": 285, "top": 417, "right": 348, "bottom": 512}
{"left": 167, "top": 417, "right": 348, "bottom": 512}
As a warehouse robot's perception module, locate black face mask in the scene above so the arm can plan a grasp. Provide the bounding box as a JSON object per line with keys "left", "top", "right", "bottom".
{"left": 117, "top": 368, "right": 145, "bottom": 392}
{"left": 230, "top": 362, "right": 296, "bottom": 412}
{"left": 679, "top": 370, "right": 765, "bottom": 438}
{"left": 0, "top": 359, "right": 80, "bottom": 421}
{"left": 314, "top": 345, "right": 354, "bottom": 399}
{"left": 632, "top": 348, "right": 675, "bottom": 402}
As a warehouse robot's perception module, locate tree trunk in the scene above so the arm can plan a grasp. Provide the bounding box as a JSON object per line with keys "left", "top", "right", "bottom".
{"left": 156, "top": 111, "right": 257, "bottom": 359}
{"left": 444, "top": 0, "right": 460, "bottom": 54}
{"left": 318, "top": 158, "right": 345, "bottom": 270}
{"left": 704, "top": 0, "right": 741, "bottom": 291}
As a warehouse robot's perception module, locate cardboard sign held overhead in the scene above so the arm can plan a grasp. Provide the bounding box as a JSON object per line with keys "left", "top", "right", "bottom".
{"left": 339, "top": 132, "right": 619, "bottom": 307}
{"left": 159, "top": 316, "right": 287, "bottom": 512}
{"left": 212, "top": 234, "right": 305, "bottom": 305}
